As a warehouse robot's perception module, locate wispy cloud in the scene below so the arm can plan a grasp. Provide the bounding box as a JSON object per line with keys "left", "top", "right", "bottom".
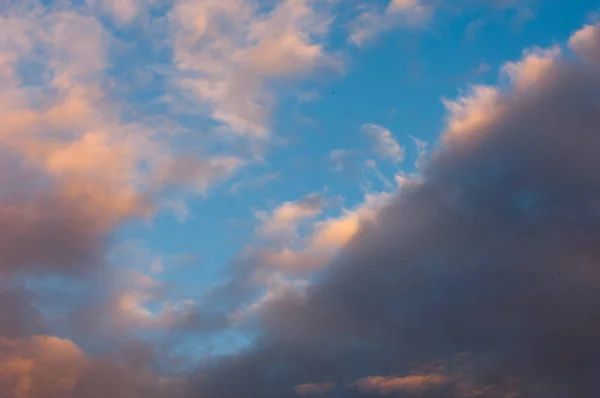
{"left": 363, "top": 123, "right": 405, "bottom": 164}
{"left": 348, "top": 0, "right": 433, "bottom": 46}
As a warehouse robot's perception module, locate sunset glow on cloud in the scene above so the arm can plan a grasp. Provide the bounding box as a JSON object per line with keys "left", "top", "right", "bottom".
{"left": 2, "top": 1, "right": 600, "bottom": 397}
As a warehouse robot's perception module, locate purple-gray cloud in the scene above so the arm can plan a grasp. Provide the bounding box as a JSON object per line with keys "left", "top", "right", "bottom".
{"left": 183, "top": 24, "right": 600, "bottom": 398}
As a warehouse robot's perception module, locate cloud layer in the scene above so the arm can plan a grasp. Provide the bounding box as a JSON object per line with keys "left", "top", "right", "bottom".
{"left": 2, "top": 2, "right": 600, "bottom": 398}
{"left": 184, "top": 21, "right": 600, "bottom": 398}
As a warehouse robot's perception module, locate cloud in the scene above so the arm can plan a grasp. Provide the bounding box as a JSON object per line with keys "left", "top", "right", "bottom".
{"left": 442, "top": 84, "right": 502, "bottom": 141}
{"left": 501, "top": 46, "right": 561, "bottom": 92}
{"left": 0, "top": 3, "right": 244, "bottom": 275}
{"left": 0, "top": 335, "right": 186, "bottom": 398}
{"left": 329, "top": 149, "right": 357, "bottom": 173}
{"left": 255, "top": 193, "right": 328, "bottom": 243}
{"left": 86, "top": 0, "right": 143, "bottom": 25}
{"left": 0, "top": 4, "right": 239, "bottom": 389}
{"left": 295, "top": 382, "right": 335, "bottom": 395}
{"left": 0, "top": 7, "right": 150, "bottom": 275}
{"left": 154, "top": 155, "right": 243, "bottom": 195}
{"left": 0, "top": 284, "right": 46, "bottom": 338}
{"left": 409, "top": 135, "right": 429, "bottom": 169}
{"left": 308, "top": 192, "right": 391, "bottom": 253}
{"left": 169, "top": 0, "right": 336, "bottom": 137}
{"left": 350, "top": 373, "right": 448, "bottom": 395}
{"left": 241, "top": 190, "right": 392, "bottom": 275}
{"left": 362, "top": 123, "right": 405, "bottom": 164}
{"left": 569, "top": 22, "right": 600, "bottom": 63}
{"left": 348, "top": 0, "right": 432, "bottom": 46}
{"left": 184, "top": 21, "right": 600, "bottom": 398}
{"left": 0, "top": 335, "right": 85, "bottom": 398}
{"left": 229, "top": 272, "right": 310, "bottom": 323}
{"left": 230, "top": 172, "right": 281, "bottom": 194}
{"left": 220, "top": 189, "right": 395, "bottom": 335}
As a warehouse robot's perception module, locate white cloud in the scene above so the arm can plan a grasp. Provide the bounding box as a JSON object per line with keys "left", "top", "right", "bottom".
{"left": 255, "top": 192, "right": 327, "bottom": 243}
{"left": 363, "top": 123, "right": 405, "bottom": 164}
{"left": 410, "top": 135, "right": 429, "bottom": 169}
{"left": 169, "top": 0, "right": 336, "bottom": 138}
{"left": 348, "top": 0, "right": 432, "bottom": 46}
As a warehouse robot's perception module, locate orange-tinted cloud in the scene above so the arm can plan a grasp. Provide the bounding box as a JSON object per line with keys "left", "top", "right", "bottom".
{"left": 350, "top": 374, "right": 448, "bottom": 395}
{"left": 294, "top": 382, "right": 335, "bottom": 396}
{"left": 0, "top": 335, "right": 186, "bottom": 398}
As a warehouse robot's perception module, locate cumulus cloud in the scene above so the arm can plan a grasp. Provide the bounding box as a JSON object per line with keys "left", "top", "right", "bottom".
{"left": 169, "top": 0, "right": 336, "bottom": 137}
{"left": 236, "top": 190, "right": 392, "bottom": 278}
{"left": 569, "top": 22, "right": 600, "bottom": 62}
{"left": 0, "top": 2, "right": 242, "bottom": 275}
{"left": 0, "top": 7, "right": 153, "bottom": 275}
{"left": 183, "top": 22, "right": 600, "bottom": 398}
{"left": 255, "top": 193, "right": 328, "bottom": 243}
{"left": 219, "top": 189, "right": 395, "bottom": 335}
{"left": 0, "top": 335, "right": 186, "bottom": 398}
{"left": 501, "top": 46, "right": 561, "bottom": 92}
{"left": 0, "top": 2, "right": 240, "bottom": 393}
{"left": 307, "top": 193, "right": 391, "bottom": 253}
{"left": 4, "top": 3, "right": 600, "bottom": 398}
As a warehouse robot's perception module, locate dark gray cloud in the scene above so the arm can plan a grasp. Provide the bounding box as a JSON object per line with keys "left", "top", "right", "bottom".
{"left": 0, "top": 283, "right": 46, "bottom": 338}
{"left": 0, "top": 153, "right": 117, "bottom": 276}
{"left": 185, "top": 29, "right": 600, "bottom": 398}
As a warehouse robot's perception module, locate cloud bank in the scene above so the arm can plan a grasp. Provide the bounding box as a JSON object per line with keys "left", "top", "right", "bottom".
{"left": 2, "top": 2, "right": 600, "bottom": 398}
{"left": 184, "top": 21, "right": 600, "bottom": 398}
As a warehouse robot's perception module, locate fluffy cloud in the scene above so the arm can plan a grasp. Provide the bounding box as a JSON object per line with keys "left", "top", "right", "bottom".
{"left": 569, "top": 22, "right": 600, "bottom": 63}
{"left": 501, "top": 46, "right": 561, "bottom": 92}
{"left": 0, "top": 2, "right": 243, "bottom": 275}
{"left": 0, "top": 335, "right": 185, "bottom": 398}
{"left": 255, "top": 193, "right": 328, "bottom": 243}
{"left": 169, "top": 0, "right": 336, "bottom": 137}
{"left": 183, "top": 22, "right": 600, "bottom": 398}
{"left": 0, "top": 7, "right": 152, "bottom": 275}
{"left": 3, "top": 3, "right": 600, "bottom": 398}
{"left": 307, "top": 193, "right": 391, "bottom": 253}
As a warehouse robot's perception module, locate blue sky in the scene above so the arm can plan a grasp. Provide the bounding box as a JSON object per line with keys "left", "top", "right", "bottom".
{"left": 3, "top": 0, "right": 600, "bottom": 397}
{"left": 116, "top": 0, "right": 598, "bottom": 295}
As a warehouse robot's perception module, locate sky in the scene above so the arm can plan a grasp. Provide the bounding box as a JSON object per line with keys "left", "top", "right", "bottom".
{"left": 2, "top": 0, "right": 600, "bottom": 397}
